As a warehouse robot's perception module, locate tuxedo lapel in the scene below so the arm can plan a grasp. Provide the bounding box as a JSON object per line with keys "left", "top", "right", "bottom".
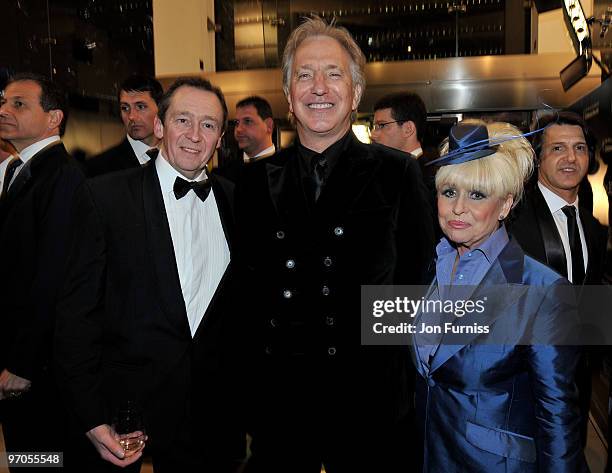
{"left": 2, "top": 143, "right": 64, "bottom": 209}
{"left": 579, "top": 205, "right": 601, "bottom": 284}
{"left": 122, "top": 138, "right": 141, "bottom": 164}
{"left": 265, "top": 135, "right": 381, "bottom": 230}
{"left": 532, "top": 187, "right": 567, "bottom": 277}
{"left": 211, "top": 175, "right": 234, "bottom": 252}
{"left": 141, "top": 162, "right": 190, "bottom": 336}
{"left": 266, "top": 152, "right": 312, "bottom": 230}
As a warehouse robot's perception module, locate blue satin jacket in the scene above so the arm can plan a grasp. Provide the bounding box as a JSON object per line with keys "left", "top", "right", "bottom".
{"left": 411, "top": 238, "right": 587, "bottom": 473}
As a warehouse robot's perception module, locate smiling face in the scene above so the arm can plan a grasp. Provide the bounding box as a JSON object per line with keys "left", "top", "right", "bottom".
{"left": 437, "top": 184, "right": 513, "bottom": 256}
{"left": 154, "top": 85, "right": 224, "bottom": 179}
{"left": 0, "top": 80, "right": 62, "bottom": 152}
{"left": 119, "top": 90, "right": 159, "bottom": 146}
{"left": 287, "top": 35, "right": 362, "bottom": 152}
{"left": 537, "top": 124, "right": 589, "bottom": 203}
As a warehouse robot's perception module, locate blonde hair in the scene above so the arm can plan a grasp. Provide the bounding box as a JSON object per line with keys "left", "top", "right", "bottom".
{"left": 281, "top": 16, "right": 366, "bottom": 105}
{"left": 435, "top": 120, "right": 535, "bottom": 206}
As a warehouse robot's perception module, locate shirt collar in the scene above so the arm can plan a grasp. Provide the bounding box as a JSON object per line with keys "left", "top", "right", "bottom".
{"left": 538, "top": 181, "right": 578, "bottom": 213}
{"left": 297, "top": 130, "right": 353, "bottom": 174}
{"left": 243, "top": 144, "right": 276, "bottom": 162}
{"left": 411, "top": 147, "right": 423, "bottom": 158}
{"left": 18, "top": 136, "right": 61, "bottom": 164}
{"left": 0, "top": 157, "right": 13, "bottom": 174}
{"left": 155, "top": 150, "right": 208, "bottom": 196}
{"left": 127, "top": 135, "right": 155, "bottom": 164}
{"left": 436, "top": 224, "right": 509, "bottom": 264}
{"left": 249, "top": 144, "right": 275, "bottom": 159}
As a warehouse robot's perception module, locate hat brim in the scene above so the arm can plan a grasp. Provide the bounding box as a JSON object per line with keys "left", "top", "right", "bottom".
{"left": 428, "top": 146, "right": 498, "bottom": 167}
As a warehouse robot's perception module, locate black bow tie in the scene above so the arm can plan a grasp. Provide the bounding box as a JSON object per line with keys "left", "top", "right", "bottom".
{"left": 173, "top": 176, "right": 212, "bottom": 202}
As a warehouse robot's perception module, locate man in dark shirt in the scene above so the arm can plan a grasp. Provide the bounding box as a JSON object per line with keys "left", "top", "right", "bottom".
{"left": 235, "top": 16, "right": 434, "bottom": 473}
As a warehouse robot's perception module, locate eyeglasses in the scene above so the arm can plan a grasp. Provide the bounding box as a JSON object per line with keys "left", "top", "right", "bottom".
{"left": 371, "top": 120, "right": 403, "bottom": 131}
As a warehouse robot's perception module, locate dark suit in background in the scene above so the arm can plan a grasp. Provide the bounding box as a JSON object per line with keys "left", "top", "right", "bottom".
{"left": 0, "top": 142, "right": 86, "bottom": 456}
{"left": 56, "top": 161, "right": 243, "bottom": 471}
{"left": 509, "top": 183, "right": 607, "bottom": 452}
{"left": 510, "top": 184, "right": 606, "bottom": 285}
{"left": 84, "top": 137, "right": 140, "bottom": 177}
{"left": 236, "top": 134, "right": 435, "bottom": 472}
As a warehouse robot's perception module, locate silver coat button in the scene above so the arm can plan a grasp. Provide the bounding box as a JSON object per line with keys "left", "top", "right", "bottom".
{"left": 283, "top": 289, "right": 293, "bottom": 299}
{"left": 333, "top": 226, "right": 344, "bottom": 236}
{"left": 276, "top": 230, "right": 285, "bottom": 239}
{"left": 286, "top": 259, "right": 296, "bottom": 269}
{"left": 328, "top": 347, "right": 337, "bottom": 355}
{"left": 323, "top": 257, "right": 332, "bottom": 267}
{"left": 322, "top": 286, "right": 330, "bottom": 296}
{"left": 326, "top": 316, "right": 335, "bottom": 326}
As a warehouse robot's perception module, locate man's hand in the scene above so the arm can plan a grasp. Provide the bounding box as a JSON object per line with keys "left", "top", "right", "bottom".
{"left": 86, "top": 424, "right": 146, "bottom": 467}
{"left": 0, "top": 369, "right": 31, "bottom": 400}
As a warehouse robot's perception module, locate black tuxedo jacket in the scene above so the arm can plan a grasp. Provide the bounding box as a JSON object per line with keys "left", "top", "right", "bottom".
{"left": 84, "top": 137, "right": 140, "bottom": 177}
{"left": 234, "top": 133, "right": 435, "bottom": 457}
{"left": 0, "top": 142, "right": 85, "bottom": 382}
{"left": 509, "top": 184, "right": 606, "bottom": 285}
{"left": 55, "top": 160, "right": 243, "bottom": 458}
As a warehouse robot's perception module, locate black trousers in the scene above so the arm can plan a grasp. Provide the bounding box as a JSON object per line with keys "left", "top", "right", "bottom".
{"left": 245, "top": 406, "right": 416, "bottom": 473}
{"left": 1, "top": 377, "right": 66, "bottom": 473}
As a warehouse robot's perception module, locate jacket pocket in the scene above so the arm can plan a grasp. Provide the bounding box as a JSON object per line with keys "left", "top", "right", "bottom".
{"left": 466, "top": 420, "right": 536, "bottom": 463}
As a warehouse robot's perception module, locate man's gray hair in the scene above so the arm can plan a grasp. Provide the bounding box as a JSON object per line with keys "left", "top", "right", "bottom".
{"left": 281, "top": 16, "right": 366, "bottom": 105}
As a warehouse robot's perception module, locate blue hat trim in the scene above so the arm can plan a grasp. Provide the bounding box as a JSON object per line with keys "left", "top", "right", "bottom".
{"left": 428, "top": 123, "right": 545, "bottom": 167}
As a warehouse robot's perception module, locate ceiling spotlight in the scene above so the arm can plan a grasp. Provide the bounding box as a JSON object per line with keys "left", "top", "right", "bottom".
{"left": 563, "top": 0, "right": 591, "bottom": 56}
{"left": 560, "top": 0, "right": 592, "bottom": 90}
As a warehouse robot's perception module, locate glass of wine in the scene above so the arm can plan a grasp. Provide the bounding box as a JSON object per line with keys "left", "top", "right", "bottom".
{"left": 111, "top": 401, "right": 146, "bottom": 455}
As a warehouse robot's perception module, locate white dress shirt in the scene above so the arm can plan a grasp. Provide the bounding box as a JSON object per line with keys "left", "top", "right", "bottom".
{"left": 243, "top": 144, "right": 276, "bottom": 163}
{"left": 538, "top": 182, "right": 588, "bottom": 283}
{"left": 7, "top": 136, "right": 60, "bottom": 189}
{"left": 410, "top": 147, "right": 423, "bottom": 159}
{"left": 127, "top": 135, "right": 155, "bottom": 165}
{"left": 155, "top": 153, "right": 230, "bottom": 337}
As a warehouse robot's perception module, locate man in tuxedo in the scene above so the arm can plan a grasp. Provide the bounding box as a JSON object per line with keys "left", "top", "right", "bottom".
{"left": 235, "top": 17, "right": 434, "bottom": 473}
{"left": 85, "top": 74, "right": 163, "bottom": 177}
{"left": 511, "top": 111, "right": 606, "bottom": 285}
{"left": 56, "top": 77, "right": 243, "bottom": 472}
{"left": 0, "top": 73, "right": 85, "bottom": 463}
{"left": 510, "top": 110, "right": 607, "bottom": 450}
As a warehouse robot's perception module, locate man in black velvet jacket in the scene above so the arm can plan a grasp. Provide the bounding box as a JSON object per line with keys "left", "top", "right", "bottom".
{"left": 235, "top": 16, "right": 435, "bottom": 473}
